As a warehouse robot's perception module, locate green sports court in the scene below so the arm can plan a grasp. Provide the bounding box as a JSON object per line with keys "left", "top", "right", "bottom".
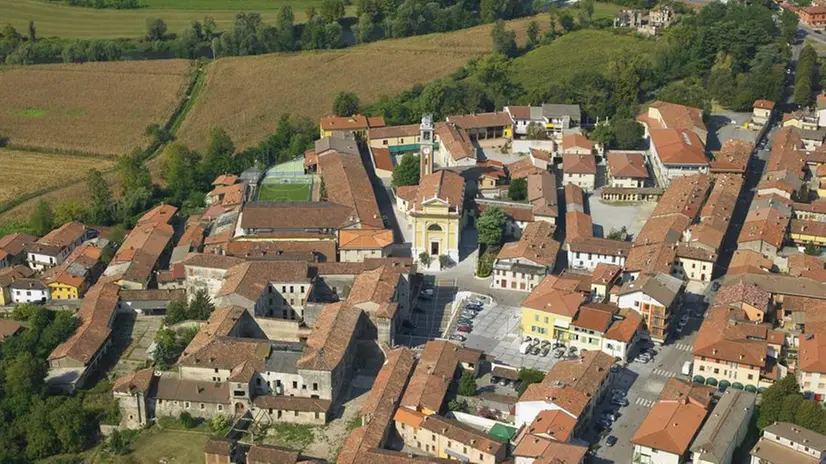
{"left": 256, "top": 158, "right": 314, "bottom": 202}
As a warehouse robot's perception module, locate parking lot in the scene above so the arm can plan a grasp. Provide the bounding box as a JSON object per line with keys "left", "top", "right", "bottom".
{"left": 461, "top": 303, "right": 560, "bottom": 371}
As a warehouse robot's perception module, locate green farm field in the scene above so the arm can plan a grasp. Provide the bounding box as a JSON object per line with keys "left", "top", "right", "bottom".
{"left": 0, "top": 0, "right": 351, "bottom": 39}
{"left": 511, "top": 28, "right": 666, "bottom": 89}
{"left": 257, "top": 181, "right": 313, "bottom": 202}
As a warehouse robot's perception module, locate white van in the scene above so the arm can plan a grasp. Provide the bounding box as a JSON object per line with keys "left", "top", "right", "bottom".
{"left": 681, "top": 361, "right": 692, "bottom": 376}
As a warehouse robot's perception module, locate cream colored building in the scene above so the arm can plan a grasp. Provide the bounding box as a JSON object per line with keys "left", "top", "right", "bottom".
{"left": 338, "top": 229, "right": 394, "bottom": 262}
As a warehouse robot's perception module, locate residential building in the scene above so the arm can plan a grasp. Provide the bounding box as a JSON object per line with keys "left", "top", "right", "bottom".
{"left": 10, "top": 278, "right": 50, "bottom": 304}
{"left": 493, "top": 221, "right": 560, "bottom": 292}
{"left": 749, "top": 422, "right": 826, "bottom": 464}
{"left": 783, "top": 110, "right": 820, "bottom": 131}
{"left": 47, "top": 283, "right": 120, "bottom": 392}
{"left": 43, "top": 239, "right": 108, "bottom": 300}
{"left": 0, "top": 233, "right": 36, "bottom": 268}
{"left": 568, "top": 302, "right": 617, "bottom": 354}
{"left": 319, "top": 114, "right": 385, "bottom": 138}
{"left": 513, "top": 434, "right": 587, "bottom": 464}
{"left": 692, "top": 305, "right": 784, "bottom": 390}
{"left": 618, "top": 272, "right": 684, "bottom": 343}
{"left": 505, "top": 105, "right": 547, "bottom": 136}
{"left": 674, "top": 244, "right": 716, "bottom": 283}
{"left": 690, "top": 389, "right": 757, "bottom": 464}
{"left": 476, "top": 160, "right": 508, "bottom": 197}
{"left": 590, "top": 263, "right": 623, "bottom": 302}
{"left": 394, "top": 408, "right": 506, "bottom": 463}
{"left": 367, "top": 123, "right": 421, "bottom": 153}
{"left": 710, "top": 139, "right": 753, "bottom": 176}
{"left": 338, "top": 229, "right": 394, "bottom": 262}
{"left": 0, "top": 265, "right": 35, "bottom": 305}
{"left": 435, "top": 121, "right": 478, "bottom": 168}
{"left": 714, "top": 281, "right": 771, "bottom": 322}
{"left": 737, "top": 205, "right": 790, "bottom": 259}
{"left": 632, "top": 399, "right": 708, "bottom": 464}
{"left": 562, "top": 154, "right": 597, "bottom": 192}
{"left": 446, "top": 111, "right": 513, "bottom": 141}
{"left": 752, "top": 100, "right": 775, "bottom": 129}
{"left": 561, "top": 133, "right": 595, "bottom": 156}
{"left": 648, "top": 128, "right": 709, "bottom": 185}
{"left": 799, "top": 6, "right": 826, "bottom": 28}
{"left": 638, "top": 101, "right": 708, "bottom": 144}
{"left": 789, "top": 219, "right": 826, "bottom": 247}
{"left": 602, "top": 308, "right": 644, "bottom": 363}
{"left": 541, "top": 104, "right": 582, "bottom": 131}
{"left": 566, "top": 238, "right": 631, "bottom": 271}
{"left": 798, "top": 333, "right": 826, "bottom": 401}
{"left": 520, "top": 274, "right": 587, "bottom": 342}
{"left": 400, "top": 340, "right": 476, "bottom": 415}
{"left": 0, "top": 320, "right": 22, "bottom": 341}
{"left": 26, "top": 221, "right": 87, "bottom": 271}
{"left": 607, "top": 151, "right": 650, "bottom": 188}
{"left": 515, "top": 350, "right": 614, "bottom": 435}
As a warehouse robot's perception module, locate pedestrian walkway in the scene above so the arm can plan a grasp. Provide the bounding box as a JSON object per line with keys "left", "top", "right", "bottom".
{"left": 635, "top": 397, "right": 656, "bottom": 408}
{"left": 652, "top": 368, "right": 676, "bottom": 378}
{"left": 675, "top": 343, "right": 693, "bottom": 352}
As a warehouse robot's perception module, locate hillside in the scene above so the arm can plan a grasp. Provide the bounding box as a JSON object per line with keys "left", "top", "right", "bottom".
{"left": 176, "top": 15, "right": 542, "bottom": 150}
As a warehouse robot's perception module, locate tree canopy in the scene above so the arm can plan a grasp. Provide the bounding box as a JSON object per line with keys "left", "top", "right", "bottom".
{"left": 477, "top": 206, "right": 506, "bottom": 250}
{"left": 392, "top": 153, "right": 420, "bottom": 187}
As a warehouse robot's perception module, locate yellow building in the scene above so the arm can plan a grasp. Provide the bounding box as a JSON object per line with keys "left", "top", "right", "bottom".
{"left": 47, "top": 274, "right": 86, "bottom": 300}
{"left": 446, "top": 112, "right": 513, "bottom": 140}
{"left": 520, "top": 275, "right": 587, "bottom": 342}
{"left": 789, "top": 219, "right": 826, "bottom": 247}
{"left": 407, "top": 170, "right": 466, "bottom": 267}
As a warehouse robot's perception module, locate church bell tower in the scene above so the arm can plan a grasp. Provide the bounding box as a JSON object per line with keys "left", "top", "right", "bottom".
{"left": 420, "top": 114, "right": 434, "bottom": 179}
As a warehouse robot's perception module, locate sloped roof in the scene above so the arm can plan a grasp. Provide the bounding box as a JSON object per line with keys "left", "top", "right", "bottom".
{"left": 608, "top": 152, "right": 649, "bottom": 178}
{"left": 632, "top": 401, "right": 707, "bottom": 455}
{"left": 650, "top": 128, "right": 708, "bottom": 166}
{"left": 521, "top": 275, "right": 587, "bottom": 317}
{"left": 496, "top": 221, "right": 560, "bottom": 267}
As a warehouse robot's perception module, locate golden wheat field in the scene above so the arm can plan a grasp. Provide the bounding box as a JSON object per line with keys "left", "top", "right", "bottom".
{"left": 0, "top": 149, "right": 114, "bottom": 209}
{"left": 0, "top": 60, "right": 193, "bottom": 156}
{"left": 177, "top": 15, "right": 545, "bottom": 150}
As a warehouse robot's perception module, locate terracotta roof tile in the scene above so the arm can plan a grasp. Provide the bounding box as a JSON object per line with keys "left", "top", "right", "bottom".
{"left": 632, "top": 401, "right": 707, "bottom": 455}
{"left": 447, "top": 111, "right": 512, "bottom": 130}
{"left": 320, "top": 114, "right": 385, "bottom": 132}
{"left": 414, "top": 170, "right": 464, "bottom": 211}
{"left": 608, "top": 152, "right": 649, "bottom": 179}
{"left": 658, "top": 378, "right": 715, "bottom": 409}
{"left": 318, "top": 150, "right": 383, "bottom": 229}
{"left": 604, "top": 308, "right": 643, "bottom": 343}
{"left": 562, "top": 133, "right": 594, "bottom": 153}
{"left": 496, "top": 221, "right": 560, "bottom": 267}
{"left": 297, "top": 302, "right": 362, "bottom": 371}
{"left": 339, "top": 229, "right": 394, "bottom": 250}
{"left": 401, "top": 340, "right": 463, "bottom": 413}
{"left": 435, "top": 122, "right": 475, "bottom": 161}
{"left": 521, "top": 275, "right": 586, "bottom": 317}
{"left": 562, "top": 154, "right": 597, "bottom": 174}
{"left": 650, "top": 128, "right": 707, "bottom": 166}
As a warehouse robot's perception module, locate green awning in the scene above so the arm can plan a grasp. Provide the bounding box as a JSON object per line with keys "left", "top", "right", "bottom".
{"left": 488, "top": 423, "right": 517, "bottom": 442}
{"left": 693, "top": 375, "right": 705, "bottom": 384}
{"left": 745, "top": 385, "right": 758, "bottom": 393}
{"left": 732, "top": 382, "right": 744, "bottom": 390}
{"left": 719, "top": 380, "right": 731, "bottom": 390}
{"left": 706, "top": 377, "right": 718, "bottom": 386}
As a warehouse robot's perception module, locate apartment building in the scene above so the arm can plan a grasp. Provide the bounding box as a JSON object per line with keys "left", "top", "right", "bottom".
{"left": 493, "top": 221, "right": 560, "bottom": 292}
{"left": 750, "top": 422, "right": 826, "bottom": 464}
{"left": 618, "top": 272, "right": 684, "bottom": 343}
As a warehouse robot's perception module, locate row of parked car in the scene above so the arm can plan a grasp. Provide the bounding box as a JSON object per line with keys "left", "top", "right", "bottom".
{"left": 450, "top": 298, "right": 486, "bottom": 341}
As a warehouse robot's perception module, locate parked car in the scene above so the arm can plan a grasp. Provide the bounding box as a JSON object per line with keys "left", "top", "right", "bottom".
{"left": 540, "top": 340, "right": 551, "bottom": 348}
{"left": 499, "top": 378, "right": 511, "bottom": 387}
{"left": 602, "top": 413, "right": 618, "bottom": 422}
{"left": 606, "top": 436, "right": 618, "bottom": 447}
{"left": 450, "top": 334, "right": 466, "bottom": 342}
{"left": 541, "top": 346, "right": 551, "bottom": 357}
{"left": 531, "top": 347, "right": 541, "bottom": 355}
{"left": 456, "top": 325, "right": 471, "bottom": 333}
{"left": 553, "top": 350, "right": 564, "bottom": 359}
{"left": 611, "top": 397, "right": 629, "bottom": 407}
{"left": 461, "top": 311, "right": 476, "bottom": 319}
{"left": 490, "top": 376, "right": 501, "bottom": 385}
{"left": 611, "top": 389, "right": 626, "bottom": 398}
{"left": 711, "top": 281, "right": 721, "bottom": 291}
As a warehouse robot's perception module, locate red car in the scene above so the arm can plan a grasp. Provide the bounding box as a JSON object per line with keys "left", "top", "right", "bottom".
{"left": 456, "top": 325, "right": 472, "bottom": 333}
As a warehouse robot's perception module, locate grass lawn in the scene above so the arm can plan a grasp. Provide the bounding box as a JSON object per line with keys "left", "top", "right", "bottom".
{"left": 257, "top": 182, "right": 313, "bottom": 202}
{"left": 0, "top": 0, "right": 350, "bottom": 39}
{"left": 511, "top": 29, "right": 666, "bottom": 89}
{"left": 264, "top": 423, "right": 317, "bottom": 450}
{"left": 111, "top": 429, "right": 210, "bottom": 464}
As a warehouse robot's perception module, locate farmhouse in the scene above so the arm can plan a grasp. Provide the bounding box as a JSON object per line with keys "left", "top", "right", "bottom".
{"left": 26, "top": 221, "right": 88, "bottom": 271}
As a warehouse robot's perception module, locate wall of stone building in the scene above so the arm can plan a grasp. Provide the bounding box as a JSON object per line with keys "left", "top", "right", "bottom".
{"left": 154, "top": 398, "right": 230, "bottom": 420}
{"left": 340, "top": 249, "right": 385, "bottom": 262}
{"left": 184, "top": 267, "right": 229, "bottom": 300}
{"left": 302, "top": 303, "right": 326, "bottom": 328}
{"left": 258, "top": 371, "right": 323, "bottom": 398}
{"left": 295, "top": 369, "right": 335, "bottom": 401}
{"left": 205, "top": 452, "right": 231, "bottom": 464}
{"left": 181, "top": 366, "right": 233, "bottom": 383}
{"left": 256, "top": 407, "right": 327, "bottom": 426}
{"left": 116, "top": 393, "right": 150, "bottom": 429}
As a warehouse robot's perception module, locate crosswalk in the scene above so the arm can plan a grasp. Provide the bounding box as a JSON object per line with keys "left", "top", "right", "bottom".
{"left": 635, "top": 397, "right": 656, "bottom": 408}
{"left": 653, "top": 368, "right": 676, "bottom": 378}
{"left": 675, "top": 343, "right": 693, "bottom": 352}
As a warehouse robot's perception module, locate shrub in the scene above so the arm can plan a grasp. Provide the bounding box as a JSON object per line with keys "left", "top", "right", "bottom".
{"left": 179, "top": 411, "right": 195, "bottom": 429}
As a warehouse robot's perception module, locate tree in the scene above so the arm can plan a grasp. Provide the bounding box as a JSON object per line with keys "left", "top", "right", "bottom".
{"left": 796, "top": 400, "right": 824, "bottom": 431}
{"left": 107, "top": 429, "right": 130, "bottom": 455}
{"left": 160, "top": 142, "right": 200, "bottom": 205}
{"left": 458, "top": 371, "right": 478, "bottom": 396}
{"left": 392, "top": 153, "right": 420, "bottom": 187}
{"left": 210, "top": 415, "right": 230, "bottom": 434}
{"left": 145, "top": 123, "right": 171, "bottom": 144}
{"left": 49, "top": 397, "right": 92, "bottom": 453}
{"left": 558, "top": 12, "right": 574, "bottom": 33}
{"left": 333, "top": 91, "right": 360, "bottom": 117}
{"left": 477, "top": 206, "right": 506, "bottom": 250}
{"left": 356, "top": 13, "right": 376, "bottom": 43}
{"left": 320, "top": 0, "right": 345, "bottom": 23}
{"left": 418, "top": 251, "right": 432, "bottom": 267}
{"left": 30, "top": 199, "right": 54, "bottom": 236}
{"left": 28, "top": 20, "right": 36, "bottom": 43}
{"left": 447, "top": 399, "right": 466, "bottom": 412}
{"left": 590, "top": 121, "right": 615, "bottom": 148}
{"left": 526, "top": 122, "right": 548, "bottom": 140}
{"left": 164, "top": 300, "right": 188, "bottom": 325}
{"left": 146, "top": 18, "right": 168, "bottom": 41}
{"left": 581, "top": 0, "right": 594, "bottom": 19}
{"left": 53, "top": 199, "right": 87, "bottom": 226}
{"left": 188, "top": 289, "right": 215, "bottom": 320}
{"left": 491, "top": 20, "right": 517, "bottom": 58}
{"left": 778, "top": 394, "right": 804, "bottom": 423}
{"left": 275, "top": 6, "right": 296, "bottom": 51}
{"left": 518, "top": 368, "right": 545, "bottom": 395}
{"left": 613, "top": 119, "right": 644, "bottom": 150}
{"left": 117, "top": 148, "right": 152, "bottom": 196}
{"left": 86, "top": 168, "right": 115, "bottom": 225}
{"left": 607, "top": 226, "right": 628, "bottom": 240}
{"left": 476, "top": 251, "right": 494, "bottom": 277}
{"left": 526, "top": 20, "right": 539, "bottom": 48}
{"left": 805, "top": 243, "right": 821, "bottom": 256}
{"left": 508, "top": 177, "right": 527, "bottom": 201}
{"left": 200, "top": 127, "right": 235, "bottom": 182}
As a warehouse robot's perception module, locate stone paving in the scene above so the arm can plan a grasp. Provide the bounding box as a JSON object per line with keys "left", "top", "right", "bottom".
{"left": 112, "top": 314, "right": 161, "bottom": 377}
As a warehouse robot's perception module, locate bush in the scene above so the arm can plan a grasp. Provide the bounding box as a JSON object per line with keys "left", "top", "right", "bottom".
{"left": 518, "top": 368, "right": 546, "bottom": 396}
{"left": 448, "top": 399, "right": 466, "bottom": 412}
{"left": 476, "top": 251, "right": 495, "bottom": 278}
{"left": 179, "top": 411, "right": 195, "bottom": 429}
{"left": 458, "top": 371, "right": 478, "bottom": 396}
{"left": 209, "top": 414, "right": 229, "bottom": 435}
{"left": 419, "top": 252, "right": 432, "bottom": 267}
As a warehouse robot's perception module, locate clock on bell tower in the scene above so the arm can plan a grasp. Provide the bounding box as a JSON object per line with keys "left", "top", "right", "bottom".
{"left": 419, "top": 114, "right": 434, "bottom": 178}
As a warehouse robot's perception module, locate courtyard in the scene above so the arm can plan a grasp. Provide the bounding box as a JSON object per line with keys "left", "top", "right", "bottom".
{"left": 588, "top": 191, "right": 658, "bottom": 239}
